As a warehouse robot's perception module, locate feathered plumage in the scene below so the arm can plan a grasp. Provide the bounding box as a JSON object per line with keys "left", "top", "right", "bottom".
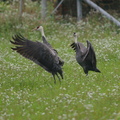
{"left": 10, "top": 34, "right": 63, "bottom": 83}
{"left": 70, "top": 33, "right": 101, "bottom": 75}
{"left": 34, "top": 26, "right": 64, "bottom": 66}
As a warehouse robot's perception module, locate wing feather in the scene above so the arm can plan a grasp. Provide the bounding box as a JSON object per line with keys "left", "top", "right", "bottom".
{"left": 83, "top": 41, "right": 97, "bottom": 68}
{"left": 11, "top": 34, "right": 57, "bottom": 71}
{"left": 10, "top": 34, "right": 64, "bottom": 81}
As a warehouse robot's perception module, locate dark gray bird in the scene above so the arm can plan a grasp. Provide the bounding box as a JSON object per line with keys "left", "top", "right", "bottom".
{"left": 34, "top": 26, "right": 64, "bottom": 66}
{"left": 70, "top": 33, "right": 101, "bottom": 75}
{"left": 10, "top": 34, "right": 63, "bottom": 83}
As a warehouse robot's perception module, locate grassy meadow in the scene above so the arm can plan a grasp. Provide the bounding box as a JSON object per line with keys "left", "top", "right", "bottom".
{"left": 0, "top": 1, "right": 120, "bottom": 120}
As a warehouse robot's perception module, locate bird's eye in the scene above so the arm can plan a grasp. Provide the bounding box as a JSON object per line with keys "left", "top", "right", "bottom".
{"left": 73, "top": 33, "right": 76, "bottom": 36}
{"left": 37, "top": 26, "right": 40, "bottom": 29}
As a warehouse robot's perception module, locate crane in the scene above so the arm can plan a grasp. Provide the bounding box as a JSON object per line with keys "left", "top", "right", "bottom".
{"left": 70, "top": 33, "right": 101, "bottom": 75}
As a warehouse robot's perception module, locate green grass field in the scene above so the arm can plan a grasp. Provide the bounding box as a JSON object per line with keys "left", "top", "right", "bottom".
{"left": 0, "top": 1, "right": 120, "bottom": 120}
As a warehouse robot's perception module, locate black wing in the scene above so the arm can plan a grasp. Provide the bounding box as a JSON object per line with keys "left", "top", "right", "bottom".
{"left": 11, "top": 34, "right": 51, "bottom": 71}
{"left": 83, "top": 41, "right": 97, "bottom": 68}
{"left": 10, "top": 34, "right": 63, "bottom": 82}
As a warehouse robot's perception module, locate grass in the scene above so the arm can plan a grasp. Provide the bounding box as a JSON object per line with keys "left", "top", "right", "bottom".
{"left": 0, "top": 1, "right": 120, "bottom": 120}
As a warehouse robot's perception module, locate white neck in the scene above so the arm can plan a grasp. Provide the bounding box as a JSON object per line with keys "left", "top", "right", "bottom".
{"left": 74, "top": 36, "right": 77, "bottom": 43}
{"left": 40, "top": 27, "right": 46, "bottom": 37}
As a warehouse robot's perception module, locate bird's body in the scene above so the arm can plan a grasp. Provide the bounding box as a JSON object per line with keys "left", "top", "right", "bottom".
{"left": 70, "top": 33, "right": 100, "bottom": 75}
{"left": 34, "top": 26, "right": 64, "bottom": 66}
{"left": 10, "top": 34, "right": 63, "bottom": 83}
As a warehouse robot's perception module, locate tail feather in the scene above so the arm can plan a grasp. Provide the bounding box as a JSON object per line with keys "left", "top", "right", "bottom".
{"left": 95, "top": 68, "right": 101, "bottom": 73}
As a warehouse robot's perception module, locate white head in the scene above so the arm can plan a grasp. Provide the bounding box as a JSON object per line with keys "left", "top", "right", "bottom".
{"left": 34, "top": 25, "right": 45, "bottom": 37}
{"left": 73, "top": 32, "right": 77, "bottom": 37}
{"left": 34, "top": 26, "right": 43, "bottom": 32}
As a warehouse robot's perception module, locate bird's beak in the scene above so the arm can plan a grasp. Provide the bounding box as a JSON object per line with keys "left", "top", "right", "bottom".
{"left": 33, "top": 28, "right": 37, "bottom": 31}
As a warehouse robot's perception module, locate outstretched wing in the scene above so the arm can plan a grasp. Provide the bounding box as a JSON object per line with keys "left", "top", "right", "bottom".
{"left": 10, "top": 34, "right": 64, "bottom": 81}
{"left": 82, "top": 41, "right": 97, "bottom": 68}
{"left": 10, "top": 34, "right": 57, "bottom": 72}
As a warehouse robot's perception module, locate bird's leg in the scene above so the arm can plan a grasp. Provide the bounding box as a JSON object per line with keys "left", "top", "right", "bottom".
{"left": 56, "top": 73, "right": 61, "bottom": 84}
{"left": 84, "top": 68, "right": 88, "bottom": 76}
{"left": 52, "top": 73, "right": 56, "bottom": 84}
{"left": 54, "top": 79, "right": 56, "bottom": 84}
{"left": 86, "top": 73, "right": 88, "bottom": 76}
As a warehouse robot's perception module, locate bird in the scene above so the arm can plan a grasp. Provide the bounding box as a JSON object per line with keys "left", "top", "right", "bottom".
{"left": 10, "top": 34, "right": 64, "bottom": 83}
{"left": 70, "top": 33, "right": 101, "bottom": 75}
{"left": 34, "top": 25, "right": 64, "bottom": 66}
